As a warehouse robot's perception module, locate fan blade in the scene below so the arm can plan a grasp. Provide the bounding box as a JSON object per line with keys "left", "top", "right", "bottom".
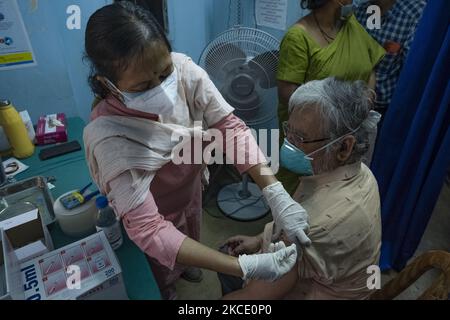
{"left": 204, "top": 42, "right": 247, "bottom": 81}
{"left": 248, "top": 50, "right": 279, "bottom": 89}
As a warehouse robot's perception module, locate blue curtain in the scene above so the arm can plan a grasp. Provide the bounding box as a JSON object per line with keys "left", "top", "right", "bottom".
{"left": 371, "top": 0, "right": 450, "bottom": 271}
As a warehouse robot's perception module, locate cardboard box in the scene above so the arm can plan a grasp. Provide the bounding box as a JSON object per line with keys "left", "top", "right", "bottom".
{"left": 0, "top": 229, "right": 24, "bottom": 300}
{"left": 36, "top": 113, "right": 68, "bottom": 145}
{"left": 0, "top": 208, "right": 54, "bottom": 300}
{"left": 1, "top": 231, "right": 128, "bottom": 300}
{"left": 0, "top": 208, "right": 54, "bottom": 262}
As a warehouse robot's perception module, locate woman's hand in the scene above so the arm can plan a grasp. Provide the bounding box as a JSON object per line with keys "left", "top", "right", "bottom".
{"left": 262, "top": 182, "right": 311, "bottom": 247}
{"left": 238, "top": 241, "right": 297, "bottom": 282}
{"left": 246, "top": 165, "right": 311, "bottom": 247}
{"left": 224, "top": 235, "right": 263, "bottom": 256}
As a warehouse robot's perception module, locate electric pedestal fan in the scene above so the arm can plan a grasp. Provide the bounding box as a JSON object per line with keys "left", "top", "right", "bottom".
{"left": 198, "top": 6, "right": 280, "bottom": 221}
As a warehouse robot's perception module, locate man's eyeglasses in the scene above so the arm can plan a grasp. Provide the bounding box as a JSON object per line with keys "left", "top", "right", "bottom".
{"left": 282, "top": 121, "right": 331, "bottom": 145}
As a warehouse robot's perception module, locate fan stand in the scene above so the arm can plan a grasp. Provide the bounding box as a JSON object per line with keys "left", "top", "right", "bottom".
{"left": 198, "top": 24, "right": 280, "bottom": 223}
{"left": 217, "top": 173, "right": 269, "bottom": 221}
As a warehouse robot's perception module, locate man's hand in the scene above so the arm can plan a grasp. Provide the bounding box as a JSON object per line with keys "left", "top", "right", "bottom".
{"left": 262, "top": 182, "right": 311, "bottom": 247}
{"left": 223, "top": 235, "right": 262, "bottom": 256}
{"left": 238, "top": 242, "right": 297, "bottom": 282}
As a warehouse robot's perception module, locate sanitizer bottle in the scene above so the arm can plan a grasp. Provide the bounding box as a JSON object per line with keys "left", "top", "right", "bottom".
{"left": 95, "top": 196, "right": 123, "bottom": 250}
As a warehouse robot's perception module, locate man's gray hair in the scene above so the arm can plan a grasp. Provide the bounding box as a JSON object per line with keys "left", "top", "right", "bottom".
{"left": 289, "top": 77, "right": 376, "bottom": 164}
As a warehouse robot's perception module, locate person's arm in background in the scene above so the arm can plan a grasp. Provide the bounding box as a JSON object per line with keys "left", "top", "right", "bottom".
{"left": 402, "top": 1, "right": 426, "bottom": 66}
{"left": 366, "top": 28, "right": 386, "bottom": 94}
{"left": 276, "top": 28, "right": 309, "bottom": 109}
{"left": 368, "top": 71, "right": 376, "bottom": 91}
{"left": 278, "top": 80, "right": 300, "bottom": 107}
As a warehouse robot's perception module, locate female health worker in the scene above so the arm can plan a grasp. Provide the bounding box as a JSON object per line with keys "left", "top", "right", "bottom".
{"left": 83, "top": 2, "right": 310, "bottom": 299}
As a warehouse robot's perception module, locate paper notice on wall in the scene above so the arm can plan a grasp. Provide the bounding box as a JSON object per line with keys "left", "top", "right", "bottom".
{"left": 255, "top": 0, "right": 289, "bottom": 31}
{"left": 0, "top": 0, "right": 37, "bottom": 70}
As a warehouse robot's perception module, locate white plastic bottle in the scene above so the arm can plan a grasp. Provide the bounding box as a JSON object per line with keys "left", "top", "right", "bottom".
{"left": 95, "top": 196, "right": 123, "bottom": 250}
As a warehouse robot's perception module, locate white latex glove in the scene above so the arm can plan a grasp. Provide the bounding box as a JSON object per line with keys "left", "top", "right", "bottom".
{"left": 269, "top": 241, "right": 304, "bottom": 262}
{"left": 238, "top": 242, "right": 297, "bottom": 282}
{"left": 268, "top": 241, "right": 287, "bottom": 253}
{"left": 262, "top": 182, "right": 311, "bottom": 247}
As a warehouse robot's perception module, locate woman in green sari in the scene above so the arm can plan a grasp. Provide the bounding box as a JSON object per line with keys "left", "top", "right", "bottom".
{"left": 277, "top": 0, "right": 385, "bottom": 194}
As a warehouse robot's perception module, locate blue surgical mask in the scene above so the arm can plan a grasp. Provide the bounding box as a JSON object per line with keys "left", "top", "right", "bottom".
{"left": 280, "top": 139, "right": 314, "bottom": 176}
{"left": 338, "top": 0, "right": 355, "bottom": 20}
{"left": 280, "top": 126, "right": 362, "bottom": 176}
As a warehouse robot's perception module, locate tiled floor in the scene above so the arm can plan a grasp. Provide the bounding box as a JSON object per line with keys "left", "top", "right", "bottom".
{"left": 175, "top": 168, "right": 450, "bottom": 300}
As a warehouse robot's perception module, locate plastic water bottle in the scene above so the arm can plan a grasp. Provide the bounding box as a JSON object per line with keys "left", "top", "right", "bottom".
{"left": 95, "top": 196, "right": 123, "bottom": 250}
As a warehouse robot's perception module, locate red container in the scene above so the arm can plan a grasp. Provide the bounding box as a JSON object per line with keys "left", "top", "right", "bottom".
{"left": 36, "top": 113, "right": 68, "bottom": 146}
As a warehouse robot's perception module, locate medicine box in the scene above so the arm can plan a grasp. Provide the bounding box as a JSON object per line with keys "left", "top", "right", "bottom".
{"left": 1, "top": 230, "right": 127, "bottom": 300}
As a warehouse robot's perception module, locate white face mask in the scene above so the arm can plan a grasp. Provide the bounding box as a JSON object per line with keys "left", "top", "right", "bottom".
{"left": 106, "top": 68, "right": 179, "bottom": 116}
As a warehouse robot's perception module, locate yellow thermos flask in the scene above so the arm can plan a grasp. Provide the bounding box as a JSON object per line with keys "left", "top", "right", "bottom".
{"left": 0, "top": 100, "right": 35, "bottom": 159}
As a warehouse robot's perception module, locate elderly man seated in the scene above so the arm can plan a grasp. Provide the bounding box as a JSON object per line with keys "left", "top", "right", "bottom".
{"left": 218, "top": 78, "right": 382, "bottom": 300}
